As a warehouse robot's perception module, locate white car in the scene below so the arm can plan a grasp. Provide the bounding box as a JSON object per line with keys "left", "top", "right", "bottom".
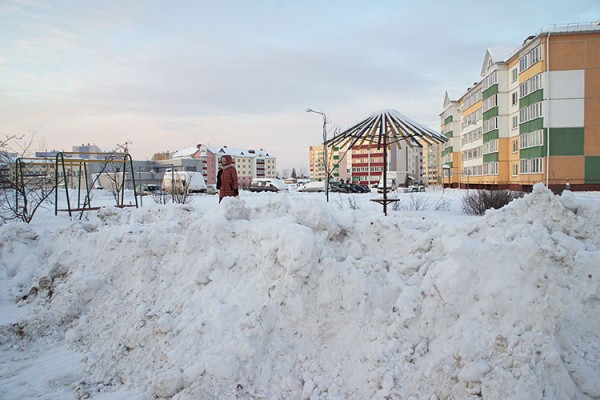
{"left": 248, "top": 178, "right": 288, "bottom": 193}
{"left": 298, "top": 181, "right": 325, "bottom": 192}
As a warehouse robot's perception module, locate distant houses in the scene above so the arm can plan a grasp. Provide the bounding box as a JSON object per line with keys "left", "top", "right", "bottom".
{"left": 164, "top": 144, "right": 277, "bottom": 188}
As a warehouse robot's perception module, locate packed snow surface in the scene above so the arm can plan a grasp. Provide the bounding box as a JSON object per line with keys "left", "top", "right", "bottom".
{"left": 1, "top": 184, "right": 599, "bottom": 399}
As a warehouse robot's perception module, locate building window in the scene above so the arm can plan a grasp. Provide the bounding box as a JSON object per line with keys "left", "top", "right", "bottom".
{"left": 512, "top": 115, "right": 519, "bottom": 130}
{"left": 512, "top": 164, "right": 518, "bottom": 176}
{"left": 463, "top": 91, "right": 483, "bottom": 109}
{"left": 519, "top": 74, "right": 542, "bottom": 98}
{"left": 512, "top": 139, "right": 519, "bottom": 153}
{"left": 483, "top": 70, "right": 498, "bottom": 90}
{"left": 483, "top": 117, "right": 498, "bottom": 133}
{"left": 519, "top": 102, "right": 543, "bottom": 124}
{"left": 483, "top": 94, "right": 498, "bottom": 112}
{"left": 462, "top": 146, "right": 482, "bottom": 160}
{"left": 519, "top": 45, "right": 542, "bottom": 73}
{"left": 511, "top": 92, "right": 518, "bottom": 106}
{"left": 483, "top": 139, "right": 498, "bottom": 155}
{"left": 483, "top": 162, "right": 499, "bottom": 175}
{"left": 520, "top": 129, "right": 544, "bottom": 149}
{"left": 520, "top": 157, "right": 544, "bottom": 174}
{"left": 462, "top": 109, "right": 482, "bottom": 128}
{"left": 461, "top": 127, "right": 483, "bottom": 146}
{"left": 511, "top": 68, "right": 518, "bottom": 82}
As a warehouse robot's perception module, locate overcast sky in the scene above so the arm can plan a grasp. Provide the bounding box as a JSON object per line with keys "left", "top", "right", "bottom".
{"left": 1, "top": 0, "right": 598, "bottom": 172}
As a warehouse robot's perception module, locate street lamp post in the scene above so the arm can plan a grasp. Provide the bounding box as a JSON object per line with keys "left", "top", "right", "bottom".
{"left": 306, "top": 108, "right": 330, "bottom": 202}
{"left": 442, "top": 164, "right": 451, "bottom": 193}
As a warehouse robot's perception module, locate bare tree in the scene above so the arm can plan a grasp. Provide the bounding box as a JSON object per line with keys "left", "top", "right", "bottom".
{"left": 1, "top": 133, "right": 58, "bottom": 224}
{"left": 157, "top": 174, "right": 193, "bottom": 205}
{"left": 296, "top": 166, "right": 308, "bottom": 178}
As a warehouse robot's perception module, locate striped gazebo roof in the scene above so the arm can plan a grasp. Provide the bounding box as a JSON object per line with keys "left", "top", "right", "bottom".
{"left": 325, "top": 109, "right": 447, "bottom": 150}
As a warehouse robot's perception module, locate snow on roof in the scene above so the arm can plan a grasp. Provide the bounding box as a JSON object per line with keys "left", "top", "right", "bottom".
{"left": 480, "top": 47, "right": 515, "bottom": 77}
{"left": 216, "top": 146, "right": 275, "bottom": 158}
{"left": 487, "top": 46, "right": 514, "bottom": 63}
{"left": 170, "top": 144, "right": 276, "bottom": 159}
{"left": 537, "top": 21, "right": 600, "bottom": 35}
{"left": 171, "top": 147, "right": 200, "bottom": 159}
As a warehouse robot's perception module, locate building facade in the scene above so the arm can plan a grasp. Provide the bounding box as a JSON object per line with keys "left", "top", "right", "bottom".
{"left": 72, "top": 144, "right": 102, "bottom": 159}
{"left": 309, "top": 145, "right": 327, "bottom": 181}
{"left": 317, "top": 143, "right": 425, "bottom": 186}
{"left": 173, "top": 144, "right": 277, "bottom": 188}
{"left": 441, "top": 22, "right": 600, "bottom": 191}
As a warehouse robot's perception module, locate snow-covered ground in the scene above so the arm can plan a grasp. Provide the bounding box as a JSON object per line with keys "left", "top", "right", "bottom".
{"left": 1, "top": 184, "right": 599, "bottom": 399}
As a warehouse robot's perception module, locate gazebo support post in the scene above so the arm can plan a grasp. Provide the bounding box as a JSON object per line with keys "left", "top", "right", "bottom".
{"left": 382, "top": 117, "right": 388, "bottom": 216}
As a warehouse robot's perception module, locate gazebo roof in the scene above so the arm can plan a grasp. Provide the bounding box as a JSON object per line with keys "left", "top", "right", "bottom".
{"left": 325, "top": 109, "right": 447, "bottom": 149}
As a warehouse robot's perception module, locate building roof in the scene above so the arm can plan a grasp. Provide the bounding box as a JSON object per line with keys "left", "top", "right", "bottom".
{"left": 0, "top": 151, "right": 16, "bottom": 166}
{"left": 537, "top": 21, "right": 600, "bottom": 35}
{"left": 173, "top": 144, "right": 275, "bottom": 159}
{"left": 480, "top": 47, "right": 514, "bottom": 76}
{"left": 171, "top": 147, "right": 200, "bottom": 158}
{"left": 215, "top": 146, "right": 275, "bottom": 158}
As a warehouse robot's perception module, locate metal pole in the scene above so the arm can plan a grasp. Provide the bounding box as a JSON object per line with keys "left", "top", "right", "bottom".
{"left": 545, "top": 32, "right": 551, "bottom": 188}
{"left": 306, "top": 108, "right": 329, "bottom": 202}
{"left": 322, "top": 113, "right": 329, "bottom": 202}
{"left": 382, "top": 117, "right": 388, "bottom": 216}
{"left": 138, "top": 167, "right": 143, "bottom": 207}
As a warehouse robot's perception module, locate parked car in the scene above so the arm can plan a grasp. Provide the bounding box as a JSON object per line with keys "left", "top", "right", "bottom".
{"left": 298, "top": 181, "right": 325, "bottom": 192}
{"left": 248, "top": 178, "right": 288, "bottom": 193}
{"left": 330, "top": 182, "right": 352, "bottom": 193}
{"left": 141, "top": 184, "right": 161, "bottom": 195}
{"left": 346, "top": 183, "right": 370, "bottom": 193}
{"left": 406, "top": 185, "right": 426, "bottom": 193}
{"left": 162, "top": 170, "right": 207, "bottom": 194}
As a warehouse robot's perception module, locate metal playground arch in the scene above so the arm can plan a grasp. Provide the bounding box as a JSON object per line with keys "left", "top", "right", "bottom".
{"left": 52, "top": 151, "right": 138, "bottom": 216}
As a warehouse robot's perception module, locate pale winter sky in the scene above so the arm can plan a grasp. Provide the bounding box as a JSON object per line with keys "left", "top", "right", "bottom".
{"left": 1, "top": 1, "right": 598, "bottom": 173}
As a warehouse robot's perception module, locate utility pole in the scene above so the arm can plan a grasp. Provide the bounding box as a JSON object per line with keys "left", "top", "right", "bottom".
{"left": 306, "top": 108, "right": 330, "bottom": 202}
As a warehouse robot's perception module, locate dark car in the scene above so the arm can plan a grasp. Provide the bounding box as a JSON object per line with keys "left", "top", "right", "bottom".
{"left": 347, "top": 183, "right": 370, "bottom": 193}
{"left": 330, "top": 182, "right": 350, "bottom": 193}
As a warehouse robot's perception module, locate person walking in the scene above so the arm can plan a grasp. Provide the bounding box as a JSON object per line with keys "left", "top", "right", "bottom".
{"left": 218, "top": 155, "right": 238, "bottom": 202}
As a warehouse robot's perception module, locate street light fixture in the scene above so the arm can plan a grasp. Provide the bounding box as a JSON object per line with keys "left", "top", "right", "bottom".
{"left": 306, "top": 108, "right": 330, "bottom": 202}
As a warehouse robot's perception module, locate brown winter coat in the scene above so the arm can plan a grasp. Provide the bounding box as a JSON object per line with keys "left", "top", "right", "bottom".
{"left": 219, "top": 155, "right": 238, "bottom": 201}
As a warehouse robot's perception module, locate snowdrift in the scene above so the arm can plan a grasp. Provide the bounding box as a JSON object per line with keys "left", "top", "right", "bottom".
{"left": 1, "top": 184, "right": 599, "bottom": 399}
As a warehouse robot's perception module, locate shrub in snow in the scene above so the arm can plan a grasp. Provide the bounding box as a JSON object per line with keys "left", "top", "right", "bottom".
{"left": 461, "top": 189, "right": 524, "bottom": 215}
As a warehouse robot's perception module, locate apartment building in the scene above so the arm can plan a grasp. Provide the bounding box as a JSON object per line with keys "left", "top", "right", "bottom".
{"left": 172, "top": 144, "right": 277, "bottom": 187}
{"left": 315, "top": 143, "right": 424, "bottom": 186}
{"left": 424, "top": 142, "right": 442, "bottom": 185}
{"left": 441, "top": 22, "right": 600, "bottom": 191}
{"left": 72, "top": 144, "right": 103, "bottom": 159}
{"left": 309, "top": 145, "right": 327, "bottom": 181}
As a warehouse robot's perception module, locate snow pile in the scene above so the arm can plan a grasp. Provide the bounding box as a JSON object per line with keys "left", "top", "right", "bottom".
{"left": 1, "top": 184, "right": 599, "bottom": 399}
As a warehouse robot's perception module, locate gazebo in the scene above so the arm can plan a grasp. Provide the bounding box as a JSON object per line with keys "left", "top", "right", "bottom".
{"left": 325, "top": 109, "right": 448, "bottom": 215}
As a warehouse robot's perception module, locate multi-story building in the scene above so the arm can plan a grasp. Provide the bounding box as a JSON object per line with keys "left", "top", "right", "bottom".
{"left": 441, "top": 22, "right": 600, "bottom": 191}
{"left": 424, "top": 143, "right": 442, "bottom": 185}
{"left": 1, "top": 151, "right": 15, "bottom": 188}
{"left": 172, "top": 144, "right": 276, "bottom": 188}
{"left": 309, "top": 145, "right": 327, "bottom": 181}
{"left": 351, "top": 144, "right": 384, "bottom": 185}
{"left": 72, "top": 144, "right": 102, "bottom": 159}
{"left": 316, "top": 142, "right": 426, "bottom": 186}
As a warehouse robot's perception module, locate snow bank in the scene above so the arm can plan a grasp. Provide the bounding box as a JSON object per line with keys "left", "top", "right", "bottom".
{"left": 1, "top": 186, "right": 599, "bottom": 399}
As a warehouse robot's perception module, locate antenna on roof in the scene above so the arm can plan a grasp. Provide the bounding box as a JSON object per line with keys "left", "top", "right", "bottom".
{"left": 116, "top": 141, "right": 132, "bottom": 153}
